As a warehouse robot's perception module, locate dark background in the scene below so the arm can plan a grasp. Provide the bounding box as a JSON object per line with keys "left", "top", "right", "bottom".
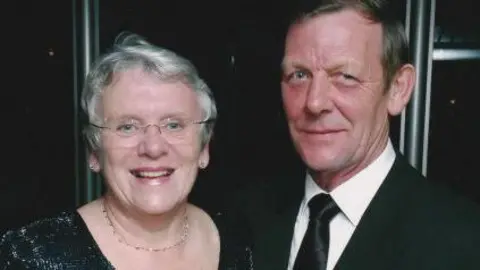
{"left": 2, "top": 0, "right": 479, "bottom": 232}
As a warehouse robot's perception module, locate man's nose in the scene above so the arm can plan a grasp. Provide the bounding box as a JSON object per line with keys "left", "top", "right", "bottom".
{"left": 305, "top": 74, "right": 334, "bottom": 114}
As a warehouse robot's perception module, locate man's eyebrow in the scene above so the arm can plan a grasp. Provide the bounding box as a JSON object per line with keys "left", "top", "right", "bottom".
{"left": 323, "top": 58, "right": 364, "bottom": 72}
{"left": 281, "top": 58, "right": 308, "bottom": 71}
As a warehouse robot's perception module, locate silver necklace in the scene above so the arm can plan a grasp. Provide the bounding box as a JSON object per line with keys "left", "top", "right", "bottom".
{"left": 101, "top": 199, "right": 189, "bottom": 252}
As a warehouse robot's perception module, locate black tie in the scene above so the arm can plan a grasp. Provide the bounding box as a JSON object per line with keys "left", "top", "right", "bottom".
{"left": 293, "top": 193, "right": 340, "bottom": 270}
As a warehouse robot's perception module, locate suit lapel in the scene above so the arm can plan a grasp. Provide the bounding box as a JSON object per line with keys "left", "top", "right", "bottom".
{"left": 334, "top": 156, "right": 419, "bottom": 270}
{"left": 255, "top": 201, "right": 301, "bottom": 270}
{"left": 254, "top": 169, "right": 305, "bottom": 270}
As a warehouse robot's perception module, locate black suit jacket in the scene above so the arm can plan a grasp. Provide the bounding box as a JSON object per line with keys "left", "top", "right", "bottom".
{"left": 232, "top": 155, "right": 480, "bottom": 270}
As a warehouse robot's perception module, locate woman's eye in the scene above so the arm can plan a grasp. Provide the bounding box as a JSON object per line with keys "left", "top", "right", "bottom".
{"left": 164, "top": 119, "right": 186, "bottom": 131}
{"left": 166, "top": 122, "right": 180, "bottom": 130}
{"left": 117, "top": 124, "right": 138, "bottom": 134}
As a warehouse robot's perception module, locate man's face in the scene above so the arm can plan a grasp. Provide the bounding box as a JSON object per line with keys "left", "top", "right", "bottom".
{"left": 281, "top": 9, "right": 406, "bottom": 184}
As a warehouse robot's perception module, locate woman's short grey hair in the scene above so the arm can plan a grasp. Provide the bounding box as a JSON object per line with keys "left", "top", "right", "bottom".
{"left": 81, "top": 32, "right": 217, "bottom": 151}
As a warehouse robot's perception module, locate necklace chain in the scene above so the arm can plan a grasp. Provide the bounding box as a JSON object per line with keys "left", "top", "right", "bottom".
{"left": 101, "top": 199, "right": 189, "bottom": 252}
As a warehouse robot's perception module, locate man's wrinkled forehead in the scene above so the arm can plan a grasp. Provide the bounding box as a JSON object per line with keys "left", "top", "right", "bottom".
{"left": 283, "top": 10, "right": 381, "bottom": 73}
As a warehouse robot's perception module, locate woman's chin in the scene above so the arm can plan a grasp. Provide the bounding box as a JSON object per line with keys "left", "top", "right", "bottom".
{"left": 133, "top": 197, "right": 184, "bottom": 215}
{"left": 135, "top": 175, "right": 171, "bottom": 186}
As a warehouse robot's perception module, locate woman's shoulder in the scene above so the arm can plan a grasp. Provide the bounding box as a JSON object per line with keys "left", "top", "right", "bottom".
{"left": 0, "top": 211, "right": 77, "bottom": 266}
{"left": 0, "top": 210, "right": 111, "bottom": 269}
{"left": 1, "top": 210, "right": 80, "bottom": 246}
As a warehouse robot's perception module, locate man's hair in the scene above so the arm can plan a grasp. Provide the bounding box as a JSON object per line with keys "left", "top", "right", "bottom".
{"left": 287, "top": 0, "right": 409, "bottom": 90}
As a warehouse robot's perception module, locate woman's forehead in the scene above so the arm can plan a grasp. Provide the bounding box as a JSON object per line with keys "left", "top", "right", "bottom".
{"left": 101, "top": 69, "right": 200, "bottom": 119}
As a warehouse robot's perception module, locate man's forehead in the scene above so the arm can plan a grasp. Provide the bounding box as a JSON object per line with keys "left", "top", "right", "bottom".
{"left": 282, "top": 48, "right": 365, "bottom": 69}
{"left": 286, "top": 9, "right": 382, "bottom": 45}
{"left": 284, "top": 15, "right": 382, "bottom": 69}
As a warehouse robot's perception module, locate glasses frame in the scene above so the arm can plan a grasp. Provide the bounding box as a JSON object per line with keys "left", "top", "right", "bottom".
{"left": 89, "top": 117, "right": 215, "bottom": 140}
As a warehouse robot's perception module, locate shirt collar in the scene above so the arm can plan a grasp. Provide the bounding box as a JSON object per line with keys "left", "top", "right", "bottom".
{"left": 304, "top": 139, "right": 396, "bottom": 226}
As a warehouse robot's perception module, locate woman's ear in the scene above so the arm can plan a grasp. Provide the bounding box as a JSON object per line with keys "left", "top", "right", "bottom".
{"left": 198, "top": 143, "right": 210, "bottom": 169}
{"left": 88, "top": 152, "right": 101, "bottom": 172}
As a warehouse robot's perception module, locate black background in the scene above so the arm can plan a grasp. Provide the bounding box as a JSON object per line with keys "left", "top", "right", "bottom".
{"left": 2, "top": 0, "right": 479, "bottom": 232}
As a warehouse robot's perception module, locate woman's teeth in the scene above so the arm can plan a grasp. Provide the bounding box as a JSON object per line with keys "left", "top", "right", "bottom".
{"left": 132, "top": 169, "right": 173, "bottom": 178}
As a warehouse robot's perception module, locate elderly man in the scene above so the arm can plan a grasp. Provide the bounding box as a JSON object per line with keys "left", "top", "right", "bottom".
{"left": 233, "top": 1, "right": 480, "bottom": 270}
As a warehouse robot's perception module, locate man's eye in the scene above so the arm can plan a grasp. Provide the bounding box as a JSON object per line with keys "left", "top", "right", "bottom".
{"left": 116, "top": 124, "right": 138, "bottom": 134}
{"left": 283, "top": 69, "right": 310, "bottom": 84}
{"left": 331, "top": 72, "right": 360, "bottom": 88}
{"left": 341, "top": 73, "right": 357, "bottom": 81}
{"left": 292, "top": 70, "right": 308, "bottom": 80}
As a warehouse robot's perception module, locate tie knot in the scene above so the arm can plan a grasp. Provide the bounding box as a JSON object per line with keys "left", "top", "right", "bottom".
{"left": 308, "top": 194, "right": 340, "bottom": 222}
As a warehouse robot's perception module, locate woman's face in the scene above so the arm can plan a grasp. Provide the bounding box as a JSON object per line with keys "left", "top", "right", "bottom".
{"left": 91, "top": 67, "right": 209, "bottom": 214}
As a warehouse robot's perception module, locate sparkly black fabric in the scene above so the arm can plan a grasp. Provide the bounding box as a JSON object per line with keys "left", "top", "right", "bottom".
{"left": 0, "top": 211, "right": 253, "bottom": 269}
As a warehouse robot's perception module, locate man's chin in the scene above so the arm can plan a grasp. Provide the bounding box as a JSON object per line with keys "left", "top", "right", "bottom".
{"left": 302, "top": 152, "right": 345, "bottom": 172}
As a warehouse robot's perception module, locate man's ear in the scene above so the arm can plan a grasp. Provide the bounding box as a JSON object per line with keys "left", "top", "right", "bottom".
{"left": 387, "top": 64, "right": 416, "bottom": 116}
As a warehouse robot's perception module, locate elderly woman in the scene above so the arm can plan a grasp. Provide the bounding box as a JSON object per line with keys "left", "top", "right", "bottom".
{"left": 0, "top": 33, "right": 252, "bottom": 269}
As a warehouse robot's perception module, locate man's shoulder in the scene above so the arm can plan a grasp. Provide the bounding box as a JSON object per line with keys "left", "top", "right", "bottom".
{"left": 212, "top": 211, "right": 254, "bottom": 270}
{"left": 394, "top": 155, "right": 478, "bottom": 208}
{"left": 407, "top": 179, "right": 480, "bottom": 259}
{"left": 418, "top": 176, "right": 480, "bottom": 225}
{"left": 391, "top": 155, "right": 480, "bottom": 235}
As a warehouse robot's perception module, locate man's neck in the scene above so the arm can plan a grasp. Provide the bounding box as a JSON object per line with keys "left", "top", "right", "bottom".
{"left": 313, "top": 138, "right": 390, "bottom": 191}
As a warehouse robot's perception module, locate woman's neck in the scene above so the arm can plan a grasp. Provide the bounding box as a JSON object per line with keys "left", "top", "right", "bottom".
{"left": 101, "top": 194, "right": 189, "bottom": 251}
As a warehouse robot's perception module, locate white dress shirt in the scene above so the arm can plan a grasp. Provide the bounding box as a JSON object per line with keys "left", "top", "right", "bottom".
{"left": 287, "top": 140, "right": 396, "bottom": 270}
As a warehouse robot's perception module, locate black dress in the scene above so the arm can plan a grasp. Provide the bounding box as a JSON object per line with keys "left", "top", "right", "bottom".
{"left": 0, "top": 211, "right": 253, "bottom": 269}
